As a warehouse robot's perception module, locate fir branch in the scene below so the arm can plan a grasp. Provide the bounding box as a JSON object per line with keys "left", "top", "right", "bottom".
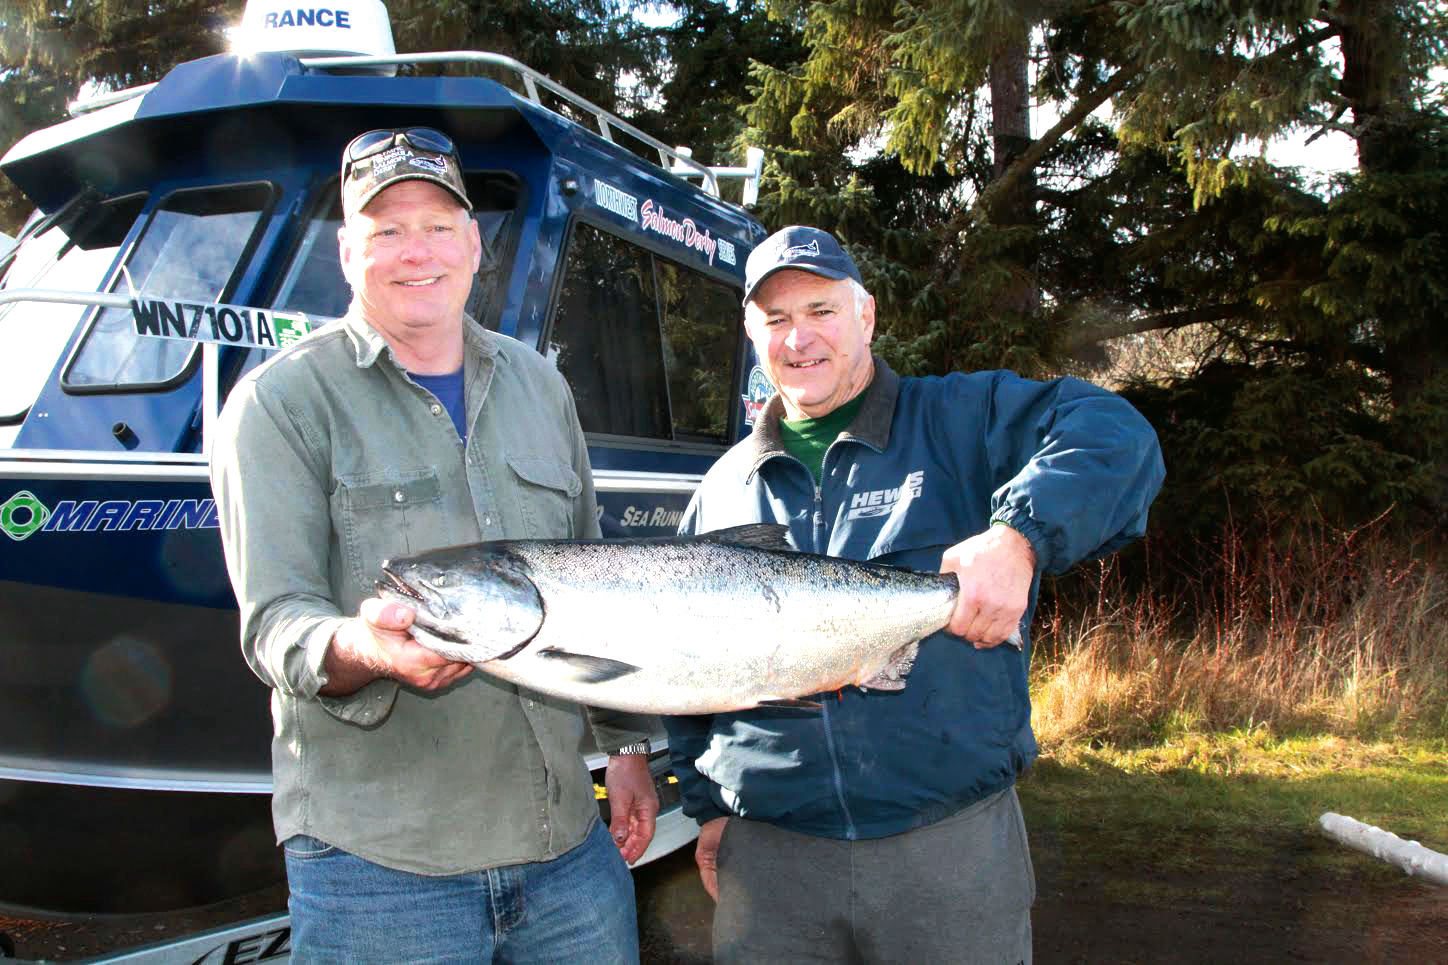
{"left": 967, "top": 61, "right": 1142, "bottom": 229}
{"left": 1065, "top": 300, "right": 1252, "bottom": 350}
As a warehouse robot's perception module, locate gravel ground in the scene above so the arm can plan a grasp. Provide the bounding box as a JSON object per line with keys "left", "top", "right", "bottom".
{"left": 3, "top": 787, "right": 1444, "bottom": 964}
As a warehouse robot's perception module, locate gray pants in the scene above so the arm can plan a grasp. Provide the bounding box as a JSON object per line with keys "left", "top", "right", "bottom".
{"left": 713, "top": 787, "right": 1034, "bottom": 964}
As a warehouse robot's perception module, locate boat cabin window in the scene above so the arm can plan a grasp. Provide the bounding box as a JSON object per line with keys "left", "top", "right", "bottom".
{"left": 62, "top": 183, "right": 275, "bottom": 392}
{"left": 549, "top": 222, "right": 741, "bottom": 445}
{"left": 271, "top": 174, "right": 522, "bottom": 327}
{"left": 0, "top": 194, "right": 146, "bottom": 424}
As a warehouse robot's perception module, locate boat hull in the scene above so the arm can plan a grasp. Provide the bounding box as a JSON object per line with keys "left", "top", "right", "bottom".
{"left": 0, "top": 469, "right": 268, "bottom": 792}
{"left": 0, "top": 462, "right": 700, "bottom": 912}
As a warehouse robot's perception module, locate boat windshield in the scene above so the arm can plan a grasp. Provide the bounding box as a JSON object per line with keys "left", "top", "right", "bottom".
{"left": 63, "top": 183, "right": 276, "bottom": 392}
{"left": 0, "top": 194, "right": 147, "bottom": 428}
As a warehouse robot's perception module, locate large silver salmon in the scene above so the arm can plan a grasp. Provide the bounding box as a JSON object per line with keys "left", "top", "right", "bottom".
{"left": 376, "top": 523, "right": 968, "bottom": 714}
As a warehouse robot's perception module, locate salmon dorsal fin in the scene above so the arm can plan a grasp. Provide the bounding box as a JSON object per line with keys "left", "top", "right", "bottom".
{"left": 700, "top": 523, "right": 795, "bottom": 552}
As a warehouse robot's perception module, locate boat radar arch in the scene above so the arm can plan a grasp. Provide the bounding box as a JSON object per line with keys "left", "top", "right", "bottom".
{"left": 232, "top": 0, "right": 396, "bottom": 66}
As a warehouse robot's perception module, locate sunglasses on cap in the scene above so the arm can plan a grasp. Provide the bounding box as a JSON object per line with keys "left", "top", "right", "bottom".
{"left": 342, "top": 128, "right": 459, "bottom": 177}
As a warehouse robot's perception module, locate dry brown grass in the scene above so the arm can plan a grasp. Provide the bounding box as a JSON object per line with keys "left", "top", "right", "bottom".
{"left": 1031, "top": 523, "right": 1448, "bottom": 749}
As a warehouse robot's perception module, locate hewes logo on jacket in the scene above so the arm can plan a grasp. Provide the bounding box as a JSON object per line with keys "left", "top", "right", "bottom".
{"left": 846, "top": 470, "right": 924, "bottom": 520}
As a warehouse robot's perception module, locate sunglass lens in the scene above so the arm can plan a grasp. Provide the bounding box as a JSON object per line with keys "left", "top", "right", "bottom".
{"left": 404, "top": 128, "right": 455, "bottom": 155}
{"left": 346, "top": 130, "right": 398, "bottom": 163}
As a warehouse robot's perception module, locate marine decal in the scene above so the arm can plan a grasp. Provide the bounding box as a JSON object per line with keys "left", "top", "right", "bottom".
{"left": 190, "top": 923, "right": 291, "bottom": 963}
{"left": 131, "top": 298, "right": 314, "bottom": 350}
{"left": 0, "top": 491, "right": 219, "bottom": 542}
{"left": 590, "top": 180, "right": 740, "bottom": 269}
{"left": 0, "top": 491, "right": 49, "bottom": 541}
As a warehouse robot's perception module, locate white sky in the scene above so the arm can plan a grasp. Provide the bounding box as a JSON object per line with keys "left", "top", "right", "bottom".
{"left": 1264, "top": 128, "right": 1359, "bottom": 175}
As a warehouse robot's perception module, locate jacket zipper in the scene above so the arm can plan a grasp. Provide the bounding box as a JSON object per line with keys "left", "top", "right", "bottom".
{"left": 814, "top": 440, "right": 858, "bottom": 839}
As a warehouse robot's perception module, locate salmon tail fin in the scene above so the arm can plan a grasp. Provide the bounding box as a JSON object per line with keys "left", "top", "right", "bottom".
{"left": 700, "top": 523, "right": 796, "bottom": 552}
{"left": 534, "top": 649, "right": 640, "bottom": 683}
{"left": 858, "top": 641, "right": 920, "bottom": 692}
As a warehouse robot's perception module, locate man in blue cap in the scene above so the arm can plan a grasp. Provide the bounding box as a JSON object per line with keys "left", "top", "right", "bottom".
{"left": 663, "top": 225, "right": 1166, "bottom": 963}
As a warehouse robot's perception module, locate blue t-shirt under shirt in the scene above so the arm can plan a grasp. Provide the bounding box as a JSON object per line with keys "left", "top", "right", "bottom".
{"left": 410, "top": 368, "right": 466, "bottom": 441}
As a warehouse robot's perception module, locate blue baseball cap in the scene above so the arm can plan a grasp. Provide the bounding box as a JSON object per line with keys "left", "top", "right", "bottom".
{"left": 743, "top": 225, "right": 864, "bottom": 305}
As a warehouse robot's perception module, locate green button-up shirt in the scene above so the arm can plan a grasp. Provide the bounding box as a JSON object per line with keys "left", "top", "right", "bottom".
{"left": 210, "top": 313, "right": 645, "bottom": 875}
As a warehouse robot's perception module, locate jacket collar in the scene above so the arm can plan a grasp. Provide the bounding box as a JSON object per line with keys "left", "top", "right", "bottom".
{"left": 743, "top": 356, "right": 900, "bottom": 482}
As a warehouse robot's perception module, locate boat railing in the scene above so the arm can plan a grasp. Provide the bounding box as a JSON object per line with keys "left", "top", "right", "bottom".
{"left": 299, "top": 51, "right": 764, "bottom": 205}
{"left": 66, "top": 50, "right": 765, "bottom": 207}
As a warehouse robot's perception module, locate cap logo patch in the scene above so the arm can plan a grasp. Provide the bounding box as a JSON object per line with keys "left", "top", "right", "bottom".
{"left": 409, "top": 155, "right": 448, "bottom": 175}
{"left": 782, "top": 240, "right": 820, "bottom": 259}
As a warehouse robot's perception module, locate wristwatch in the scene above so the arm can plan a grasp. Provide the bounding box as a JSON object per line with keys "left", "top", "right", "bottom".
{"left": 611, "top": 740, "right": 651, "bottom": 757}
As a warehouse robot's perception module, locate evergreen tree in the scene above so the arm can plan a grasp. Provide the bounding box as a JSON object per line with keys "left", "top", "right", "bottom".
{"left": 738, "top": 0, "right": 1448, "bottom": 531}
{"left": 387, "top": 0, "right": 666, "bottom": 116}
{"left": 0, "top": 0, "right": 240, "bottom": 231}
{"left": 632, "top": 0, "right": 805, "bottom": 174}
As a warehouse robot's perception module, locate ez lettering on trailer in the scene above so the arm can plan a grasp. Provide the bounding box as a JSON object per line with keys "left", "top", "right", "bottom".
{"left": 210, "top": 923, "right": 291, "bottom": 964}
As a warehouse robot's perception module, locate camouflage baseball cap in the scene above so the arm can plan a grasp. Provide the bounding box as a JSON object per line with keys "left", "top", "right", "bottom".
{"left": 341, "top": 127, "right": 472, "bottom": 219}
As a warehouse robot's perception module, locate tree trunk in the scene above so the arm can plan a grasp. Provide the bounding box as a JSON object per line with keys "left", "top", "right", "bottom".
{"left": 1338, "top": 0, "right": 1444, "bottom": 403}
{"left": 1338, "top": 0, "right": 1447, "bottom": 517}
{"left": 986, "top": 31, "right": 1038, "bottom": 316}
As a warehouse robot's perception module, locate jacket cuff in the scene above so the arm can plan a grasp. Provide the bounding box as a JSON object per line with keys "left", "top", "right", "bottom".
{"left": 990, "top": 512, "right": 1046, "bottom": 571}
{"left": 690, "top": 804, "right": 731, "bottom": 825}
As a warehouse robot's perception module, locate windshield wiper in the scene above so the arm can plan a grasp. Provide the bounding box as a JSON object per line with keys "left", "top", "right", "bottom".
{"left": 0, "top": 187, "right": 101, "bottom": 282}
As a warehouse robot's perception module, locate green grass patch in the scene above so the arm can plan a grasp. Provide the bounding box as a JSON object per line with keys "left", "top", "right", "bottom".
{"left": 1018, "top": 734, "right": 1448, "bottom": 893}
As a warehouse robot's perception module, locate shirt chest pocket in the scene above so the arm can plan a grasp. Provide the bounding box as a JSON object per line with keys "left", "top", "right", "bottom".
{"left": 506, "top": 455, "right": 581, "bottom": 539}
{"left": 335, "top": 469, "right": 445, "bottom": 590}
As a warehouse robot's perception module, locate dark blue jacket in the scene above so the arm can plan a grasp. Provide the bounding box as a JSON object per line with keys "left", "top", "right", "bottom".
{"left": 663, "top": 359, "right": 1165, "bottom": 839}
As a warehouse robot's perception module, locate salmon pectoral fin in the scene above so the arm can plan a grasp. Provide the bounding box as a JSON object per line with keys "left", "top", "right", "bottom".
{"left": 857, "top": 641, "right": 920, "bottom": 693}
{"left": 754, "top": 697, "right": 823, "bottom": 712}
{"left": 533, "top": 649, "right": 641, "bottom": 683}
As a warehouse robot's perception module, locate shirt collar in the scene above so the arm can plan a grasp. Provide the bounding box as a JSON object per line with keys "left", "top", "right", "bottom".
{"left": 744, "top": 356, "right": 900, "bottom": 481}
{"left": 341, "top": 311, "right": 500, "bottom": 370}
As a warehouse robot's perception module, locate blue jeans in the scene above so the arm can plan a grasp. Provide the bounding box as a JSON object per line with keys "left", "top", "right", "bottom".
{"left": 283, "top": 819, "right": 639, "bottom": 964}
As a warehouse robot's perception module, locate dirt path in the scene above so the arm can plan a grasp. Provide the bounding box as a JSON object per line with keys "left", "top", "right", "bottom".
{"left": 5, "top": 823, "right": 1444, "bottom": 963}
{"left": 1027, "top": 826, "right": 1448, "bottom": 964}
